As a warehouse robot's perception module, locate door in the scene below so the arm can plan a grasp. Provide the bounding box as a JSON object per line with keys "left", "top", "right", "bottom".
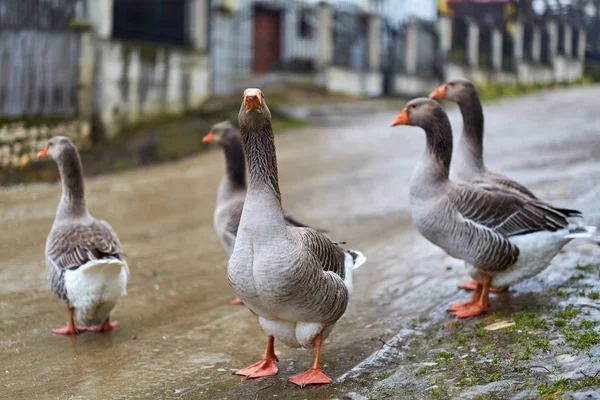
{"left": 253, "top": 6, "right": 282, "bottom": 73}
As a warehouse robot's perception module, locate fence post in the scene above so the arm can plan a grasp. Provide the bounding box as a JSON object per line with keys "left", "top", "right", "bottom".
{"left": 578, "top": 27, "right": 587, "bottom": 60}
{"left": 368, "top": 14, "right": 381, "bottom": 71}
{"left": 564, "top": 24, "right": 572, "bottom": 58}
{"left": 437, "top": 16, "right": 452, "bottom": 57}
{"left": 513, "top": 20, "right": 524, "bottom": 64}
{"left": 547, "top": 19, "right": 558, "bottom": 60}
{"left": 86, "top": 0, "right": 113, "bottom": 39}
{"left": 77, "top": 32, "right": 95, "bottom": 120}
{"left": 316, "top": 2, "right": 333, "bottom": 71}
{"left": 532, "top": 24, "right": 541, "bottom": 63}
{"left": 190, "top": 0, "right": 209, "bottom": 51}
{"left": 405, "top": 22, "right": 418, "bottom": 74}
{"left": 467, "top": 20, "right": 479, "bottom": 69}
{"left": 491, "top": 27, "right": 503, "bottom": 71}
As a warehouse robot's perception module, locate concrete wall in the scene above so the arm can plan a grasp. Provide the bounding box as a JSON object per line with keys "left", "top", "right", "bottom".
{"left": 325, "top": 66, "right": 382, "bottom": 97}
{"left": 95, "top": 40, "right": 210, "bottom": 138}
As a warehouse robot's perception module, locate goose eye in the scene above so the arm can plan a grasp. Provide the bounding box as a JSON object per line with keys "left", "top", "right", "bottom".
{"left": 410, "top": 104, "right": 417, "bottom": 109}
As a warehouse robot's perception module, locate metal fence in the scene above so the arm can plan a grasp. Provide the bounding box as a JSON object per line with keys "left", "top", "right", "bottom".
{"left": 0, "top": 0, "right": 82, "bottom": 118}
{"left": 451, "top": 16, "right": 469, "bottom": 66}
{"left": 502, "top": 23, "right": 515, "bottom": 71}
{"left": 479, "top": 22, "right": 493, "bottom": 70}
{"left": 331, "top": 3, "right": 369, "bottom": 70}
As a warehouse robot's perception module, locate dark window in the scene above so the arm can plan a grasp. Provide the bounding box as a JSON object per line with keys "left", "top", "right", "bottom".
{"left": 298, "top": 9, "right": 314, "bottom": 39}
{"left": 112, "top": 0, "right": 190, "bottom": 46}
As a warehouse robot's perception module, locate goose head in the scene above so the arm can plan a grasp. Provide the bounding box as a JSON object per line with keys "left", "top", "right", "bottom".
{"left": 428, "top": 78, "right": 476, "bottom": 104}
{"left": 37, "top": 136, "right": 76, "bottom": 161}
{"left": 390, "top": 98, "right": 447, "bottom": 129}
{"left": 238, "top": 88, "right": 272, "bottom": 130}
{"left": 202, "top": 121, "right": 237, "bottom": 146}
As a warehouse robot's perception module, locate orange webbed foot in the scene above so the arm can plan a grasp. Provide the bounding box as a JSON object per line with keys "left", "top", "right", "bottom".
{"left": 458, "top": 280, "right": 479, "bottom": 291}
{"left": 229, "top": 297, "right": 244, "bottom": 306}
{"left": 451, "top": 304, "right": 489, "bottom": 318}
{"left": 87, "top": 319, "right": 118, "bottom": 333}
{"left": 288, "top": 367, "right": 332, "bottom": 387}
{"left": 52, "top": 325, "right": 87, "bottom": 335}
{"left": 446, "top": 300, "right": 477, "bottom": 311}
{"left": 234, "top": 356, "right": 279, "bottom": 378}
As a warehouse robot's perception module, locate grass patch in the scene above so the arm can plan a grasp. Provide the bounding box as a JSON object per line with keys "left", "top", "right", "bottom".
{"left": 513, "top": 312, "right": 547, "bottom": 329}
{"left": 562, "top": 328, "right": 600, "bottom": 351}
{"left": 574, "top": 264, "right": 593, "bottom": 272}
{"left": 553, "top": 305, "right": 581, "bottom": 320}
{"left": 532, "top": 338, "right": 550, "bottom": 351}
{"left": 537, "top": 375, "right": 600, "bottom": 396}
{"left": 588, "top": 291, "right": 599, "bottom": 300}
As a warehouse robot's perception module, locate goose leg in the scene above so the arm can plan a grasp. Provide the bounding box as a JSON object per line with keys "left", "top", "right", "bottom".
{"left": 451, "top": 276, "right": 491, "bottom": 318}
{"left": 288, "top": 333, "right": 332, "bottom": 387}
{"left": 52, "top": 305, "right": 87, "bottom": 335}
{"left": 87, "top": 317, "right": 118, "bottom": 333}
{"left": 229, "top": 297, "right": 244, "bottom": 305}
{"left": 447, "top": 283, "right": 482, "bottom": 311}
{"left": 458, "top": 280, "right": 508, "bottom": 293}
{"left": 235, "top": 335, "right": 278, "bottom": 378}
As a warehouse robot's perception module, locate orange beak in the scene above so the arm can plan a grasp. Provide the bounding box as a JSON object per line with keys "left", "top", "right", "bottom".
{"left": 390, "top": 108, "right": 409, "bottom": 127}
{"left": 243, "top": 89, "right": 263, "bottom": 110}
{"left": 202, "top": 131, "right": 214, "bottom": 143}
{"left": 428, "top": 84, "right": 446, "bottom": 100}
{"left": 37, "top": 145, "right": 49, "bottom": 159}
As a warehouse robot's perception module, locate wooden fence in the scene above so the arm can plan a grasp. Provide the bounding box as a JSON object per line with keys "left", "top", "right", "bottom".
{"left": 0, "top": 0, "right": 83, "bottom": 118}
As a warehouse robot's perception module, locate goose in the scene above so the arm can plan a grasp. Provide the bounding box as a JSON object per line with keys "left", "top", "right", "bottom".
{"left": 202, "top": 121, "right": 325, "bottom": 305}
{"left": 37, "top": 136, "right": 129, "bottom": 334}
{"left": 429, "top": 78, "right": 537, "bottom": 293}
{"left": 390, "top": 98, "right": 595, "bottom": 318}
{"left": 228, "top": 88, "right": 366, "bottom": 386}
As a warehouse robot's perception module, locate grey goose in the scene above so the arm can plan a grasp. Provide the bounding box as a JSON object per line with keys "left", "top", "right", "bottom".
{"left": 228, "top": 88, "right": 366, "bottom": 386}
{"left": 391, "top": 98, "right": 595, "bottom": 318}
{"left": 37, "top": 136, "right": 129, "bottom": 334}
{"left": 430, "top": 78, "right": 538, "bottom": 293}
{"left": 202, "top": 121, "right": 326, "bottom": 305}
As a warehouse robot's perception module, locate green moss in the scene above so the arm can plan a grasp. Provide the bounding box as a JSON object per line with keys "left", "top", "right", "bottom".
{"left": 553, "top": 305, "right": 581, "bottom": 320}
{"left": 436, "top": 351, "right": 452, "bottom": 363}
{"left": 570, "top": 273, "right": 586, "bottom": 281}
{"left": 537, "top": 375, "right": 600, "bottom": 396}
{"left": 488, "top": 372, "right": 503, "bottom": 382}
{"left": 554, "top": 319, "right": 567, "bottom": 328}
{"left": 514, "top": 346, "right": 531, "bottom": 361}
{"left": 579, "top": 320, "right": 599, "bottom": 329}
{"left": 513, "top": 312, "right": 547, "bottom": 329}
{"left": 67, "top": 18, "right": 92, "bottom": 31}
{"left": 415, "top": 367, "right": 430, "bottom": 377}
{"left": 373, "top": 372, "right": 392, "bottom": 381}
{"left": 588, "top": 291, "right": 599, "bottom": 300}
{"left": 532, "top": 338, "right": 550, "bottom": 351}
{"left": 575, "top": 264, "right": 593, "bottom": 272}
{"left": 562, "top": 328, "right": 600, "bottom": 351}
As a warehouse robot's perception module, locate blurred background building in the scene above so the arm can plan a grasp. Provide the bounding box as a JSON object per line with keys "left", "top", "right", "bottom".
{"left": 0, "top": 0, "right": 596, "bottom": 150}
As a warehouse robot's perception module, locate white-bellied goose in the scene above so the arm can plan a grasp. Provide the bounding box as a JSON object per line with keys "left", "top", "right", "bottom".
{"left": 391, "top": 98, "right": 595, "bottom": 318}
{"left": 228, "top": 89, "right": 366, "bottom": 386}
{"left": 203, "top": 121, "right": 326, "bottom": 305}
{"left": 430, "top": 78, "right": 537, "bottom": 293}
{"left": 38, "top": 136, "right": 129, "bottom": 334}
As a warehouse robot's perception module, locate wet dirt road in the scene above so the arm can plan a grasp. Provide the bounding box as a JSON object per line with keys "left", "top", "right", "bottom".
{"left": 2, "top": 86, "right": 600, "bottom": 399}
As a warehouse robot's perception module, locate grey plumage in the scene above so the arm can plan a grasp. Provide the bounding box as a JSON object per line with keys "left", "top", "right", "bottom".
{"left": 435, "top": 78, "right": 537, "bottom": 199}
{"left": 228, "top": 89, "right": 366, "bottom": 352}
{"left": 208, "top": 121, "right": 324, "bottom": 256}
{"left": 398, "top": 98, "right": 594, "bottom": 286}
{"left": 41, "top": 136, "right": 128, "bottom": 327}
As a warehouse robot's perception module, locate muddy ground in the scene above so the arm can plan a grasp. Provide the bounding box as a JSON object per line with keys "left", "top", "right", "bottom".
{"left": 1, "top": 86, "right": 600, "bottom": 399}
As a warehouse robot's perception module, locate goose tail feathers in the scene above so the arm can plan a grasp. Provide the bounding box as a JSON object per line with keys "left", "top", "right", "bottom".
{"left": 345, "top": 249, "right": 367, "bottom": 270}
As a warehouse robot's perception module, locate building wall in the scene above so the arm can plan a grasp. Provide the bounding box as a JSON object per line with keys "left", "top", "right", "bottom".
{"left": 95, "top": 40, "right": 210, "bottom": 138}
